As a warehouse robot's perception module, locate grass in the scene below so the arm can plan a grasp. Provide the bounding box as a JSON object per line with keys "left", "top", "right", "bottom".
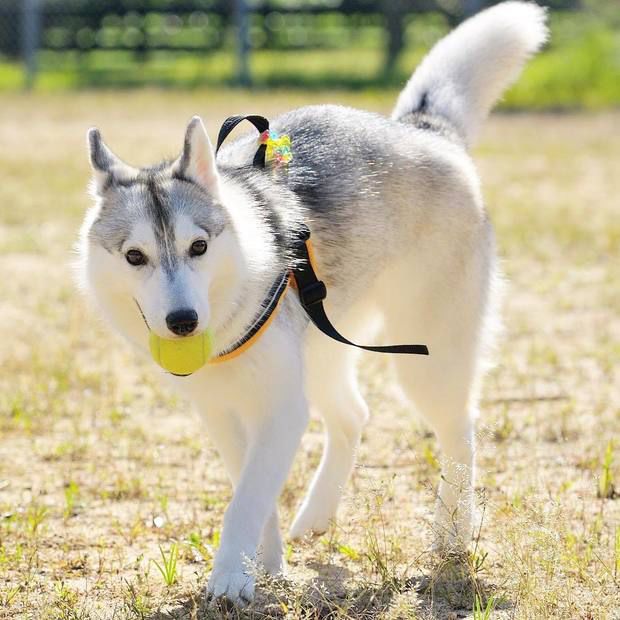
{"left": 153, "top": 543, "right": 180, "bottom": 588}
{"left": 598, "top": 441, "right": 616, "bottom": 500}
{"left": 473, "top": 594, "right": 496, "bottom": 620}
{"left": 0, "top": 90, "right": 619, "bottom": 618}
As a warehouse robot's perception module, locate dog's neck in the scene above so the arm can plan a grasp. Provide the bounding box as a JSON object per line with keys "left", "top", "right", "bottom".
{"left": 206, "top": 177, "right": 289, "bottom": 357}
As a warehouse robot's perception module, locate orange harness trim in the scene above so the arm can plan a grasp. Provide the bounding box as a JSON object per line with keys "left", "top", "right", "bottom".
{"left": 209, "top": 277, "right": 291, "bottom": 364}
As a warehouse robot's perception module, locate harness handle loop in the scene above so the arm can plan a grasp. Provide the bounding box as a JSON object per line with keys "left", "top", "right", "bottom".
{"left": 216, "top": 115, "right": 270, "bottom": 168}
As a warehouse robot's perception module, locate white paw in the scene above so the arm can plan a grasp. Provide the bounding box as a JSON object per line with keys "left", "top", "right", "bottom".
{"left": 431, "top": 529, "right": 466, "bottom": 555}
{"left": 432, "top": 503, "right": 474, "bottom": 554}
{"left": 260, "top": 545, "right": 286, "bottom": 576}
{"left": 289, "top": 505, "right": 334, "bottom": 540}
{"left": 207, "top": 564, "right": 255, "bottom": 606}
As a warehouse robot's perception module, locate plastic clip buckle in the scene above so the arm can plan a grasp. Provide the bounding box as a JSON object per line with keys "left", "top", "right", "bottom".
{"left": 298, "top": 281, "right": 327, "bottom": 307}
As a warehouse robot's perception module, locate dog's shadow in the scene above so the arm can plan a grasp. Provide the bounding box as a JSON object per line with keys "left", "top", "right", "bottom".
{"left": 142, "top": 561, "right": 355, "bottom": 620}
{"left": 284, "top": 557, "right": 509, "bottom": 620}
{"left": 145, "top": 556, "right": 509, "bottom": 619}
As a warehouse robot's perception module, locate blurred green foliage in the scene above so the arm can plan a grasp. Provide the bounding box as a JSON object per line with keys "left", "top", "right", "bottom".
{"left": 0, "top": 7, "right": 618, "bottom": 108}
{"left": 503, "top": 11, "right": 620, "bottom": 109}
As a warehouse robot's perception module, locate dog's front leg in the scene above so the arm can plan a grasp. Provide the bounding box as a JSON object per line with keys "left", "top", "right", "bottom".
{"left": 198, "top": 407, "right": 285, "bottom": 576}
{"left": 207, "top": 353, "right": 308, "bottom": 605}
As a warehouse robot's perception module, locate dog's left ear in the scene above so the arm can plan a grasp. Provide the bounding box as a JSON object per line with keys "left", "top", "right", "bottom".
{"left": 173, "top": 116, "right": 220, "bottom": 197}
{"left": 87, "top": 128, "right": 137, "bottom": 194}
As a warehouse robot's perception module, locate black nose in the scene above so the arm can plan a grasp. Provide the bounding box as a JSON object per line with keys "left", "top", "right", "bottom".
{"left": 166, "top": 309, "right": 198, "bottom": 336}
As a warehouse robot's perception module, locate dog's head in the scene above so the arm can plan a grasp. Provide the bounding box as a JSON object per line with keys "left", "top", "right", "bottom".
{"left": 77, "top": 117, "right": 252, "bottom": 353}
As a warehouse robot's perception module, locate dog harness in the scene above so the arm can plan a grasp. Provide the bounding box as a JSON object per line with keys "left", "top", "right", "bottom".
{"left": 212, "top": 115, "right": 429, "bottom": 362}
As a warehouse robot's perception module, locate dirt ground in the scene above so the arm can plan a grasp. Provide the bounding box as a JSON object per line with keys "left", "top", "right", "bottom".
{"left": 0, "top": 91, "right": 618, "bottom": 619}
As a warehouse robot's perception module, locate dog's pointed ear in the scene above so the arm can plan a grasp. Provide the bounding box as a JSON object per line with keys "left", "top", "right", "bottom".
{"left": 173, "top": 116, "right": 220, "bottom": 196}
{"left": 87, "top": 128, "right": 136, "bottom": 194}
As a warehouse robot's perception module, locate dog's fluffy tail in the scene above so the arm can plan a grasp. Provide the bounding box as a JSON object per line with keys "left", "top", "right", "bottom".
{"left": 392, "top": 1, "right": 548, "bottom": 146}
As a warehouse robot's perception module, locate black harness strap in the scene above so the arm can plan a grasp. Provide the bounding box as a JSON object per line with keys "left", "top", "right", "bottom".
{"left": 215, "top": 114, "right": 430, "bottom": 359}
{"left": 291, "top": 225, "right": 429, "bottom": 356}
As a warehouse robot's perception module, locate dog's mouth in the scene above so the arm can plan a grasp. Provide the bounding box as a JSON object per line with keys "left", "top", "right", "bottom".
{"left": 133, "top": 298, "right": 151, "bottom": 331}
{"left": 134, "top": 299, "right": 201, "bottom": 342}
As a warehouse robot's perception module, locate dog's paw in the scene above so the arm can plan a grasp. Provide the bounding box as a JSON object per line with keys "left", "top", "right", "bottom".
{"left": 432, "top": 500, "right": 474, "bottom": 555}
{"left": 289, "top": 506, "right": 334, "bottom": 540}
{"left": 431, "top": 532, "right": 467, "bottom": 557}
{"left": 430, "top": 519, "right": 473, "bottom": 557}
{"left": 260, "top": 545, "right": 286, "bottom": 576}
{"left": 207, "top": 565, "right": 255, "bottom": 607}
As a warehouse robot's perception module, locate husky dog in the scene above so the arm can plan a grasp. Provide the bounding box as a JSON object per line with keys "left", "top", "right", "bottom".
{"left": 77, "top": 2, "right": 547, "bottom": 604}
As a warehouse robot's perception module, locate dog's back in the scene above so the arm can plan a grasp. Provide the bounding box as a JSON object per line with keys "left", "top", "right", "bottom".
{"left": 218, "top": 2, "right": 547, "bottom": 300}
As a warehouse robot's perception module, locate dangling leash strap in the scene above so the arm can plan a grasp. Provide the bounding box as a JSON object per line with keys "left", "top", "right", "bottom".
{"left": 291, "top": 225, "right": 428, "bottom": 356}
{"left": 214, "top": 114, "right": 430, "bottom": 358}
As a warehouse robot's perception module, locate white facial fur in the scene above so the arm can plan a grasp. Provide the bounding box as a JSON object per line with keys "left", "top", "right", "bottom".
{"left": 120, "top": 216, "right": 211, "bottom": 337}
{"left": 78, "top": 202, "right": 257, "bottom": 354}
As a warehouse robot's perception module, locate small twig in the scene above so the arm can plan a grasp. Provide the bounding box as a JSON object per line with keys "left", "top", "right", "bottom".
{"left": 482, "top": 394, "right": 569, "bottom": 405}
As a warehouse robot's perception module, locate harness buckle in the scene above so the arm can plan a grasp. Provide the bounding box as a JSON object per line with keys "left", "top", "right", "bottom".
{"left": 298, "top": 280, "right": 327, "bottom": 307}
{"left": 296, "top": 224, "right": 311, "bottom": 242}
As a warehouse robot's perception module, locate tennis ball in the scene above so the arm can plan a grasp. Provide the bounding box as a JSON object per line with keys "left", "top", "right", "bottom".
{"left": 148, "top": 329, "right": 213, "bottom": 376}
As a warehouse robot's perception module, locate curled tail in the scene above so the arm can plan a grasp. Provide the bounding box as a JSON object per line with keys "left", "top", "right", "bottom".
{"left": 392, "top": 1, "right": 548, "bottom": 146}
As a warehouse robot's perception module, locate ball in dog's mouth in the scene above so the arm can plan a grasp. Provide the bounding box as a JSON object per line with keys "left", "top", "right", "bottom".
{"left": 148, "top": 330, "right": 213, "bottom": 376}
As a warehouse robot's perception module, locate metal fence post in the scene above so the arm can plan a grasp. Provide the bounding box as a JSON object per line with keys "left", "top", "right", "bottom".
{"left": 234, "top": 0, "right": 251, "bottom": 86}
{"left": 22, "top": 0, "right": 41, "bottom": 89}
{"left": 462, "top": 0, "right": 483, "bottom": 18}
{"left": 383, "top": 0, "right": 405, "bottom": 77}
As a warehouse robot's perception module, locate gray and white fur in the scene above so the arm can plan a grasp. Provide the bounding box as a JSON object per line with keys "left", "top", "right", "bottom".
{"left": 77, "top": 2, "right": 548, "bottom": 605}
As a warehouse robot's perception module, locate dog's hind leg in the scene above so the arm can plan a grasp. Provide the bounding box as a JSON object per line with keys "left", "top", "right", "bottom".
{"left": 378, "top": 242, "right": 495, "bottom": 550}
{"left": 290, "top": 329, "right": 371, "bottom": 539}
{"left": 392, "top": 354, "right": 478, "bottom": 549}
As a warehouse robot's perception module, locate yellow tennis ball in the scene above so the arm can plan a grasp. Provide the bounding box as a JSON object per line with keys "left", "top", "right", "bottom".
{"left": 148, "top": 329, "right": 213, "bottom": 376}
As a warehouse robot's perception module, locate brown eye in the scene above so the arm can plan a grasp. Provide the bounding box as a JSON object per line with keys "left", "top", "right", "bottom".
{"left": 126, "top": 249, "right": 147, "bottom": 266}
{"left": 189, "top": 239, "right": 207, "bottom": 257}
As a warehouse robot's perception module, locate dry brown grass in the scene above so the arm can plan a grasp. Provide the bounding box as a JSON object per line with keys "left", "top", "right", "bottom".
{"left": 0, "top": 90, "right": 618, "bottom": 619}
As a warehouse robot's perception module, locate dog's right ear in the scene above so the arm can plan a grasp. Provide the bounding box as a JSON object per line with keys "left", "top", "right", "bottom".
{"left": 87, "top": 128, "right": 136, "bottom": 194}
{"left": 172, "top": 116, "right": 221, "bottom": 199}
